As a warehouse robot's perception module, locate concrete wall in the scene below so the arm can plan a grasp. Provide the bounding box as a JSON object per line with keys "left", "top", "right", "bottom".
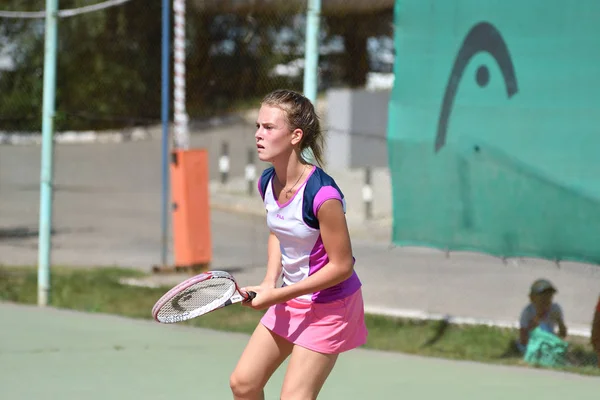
{"left": 325, "top": 88, "right": 390, "bottom": 170}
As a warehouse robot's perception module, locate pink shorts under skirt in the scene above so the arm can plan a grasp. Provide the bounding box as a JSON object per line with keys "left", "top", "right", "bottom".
{"left": 260, "top": 288, "right": 368, "bottom": 354}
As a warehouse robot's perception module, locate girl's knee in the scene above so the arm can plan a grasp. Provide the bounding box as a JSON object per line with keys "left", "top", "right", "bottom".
{"left": 229, "top": 370, "right": 263, "bottom": 399}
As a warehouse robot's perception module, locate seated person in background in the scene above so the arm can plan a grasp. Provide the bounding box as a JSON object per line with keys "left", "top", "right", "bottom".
{"left": 517, "top": 278, "right": 567, "bottom": 353}
{"left": 591, "top": 295, "right": 600, "bottom": 368}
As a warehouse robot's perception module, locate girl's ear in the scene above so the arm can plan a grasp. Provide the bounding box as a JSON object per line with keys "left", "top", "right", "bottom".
{"left": 291, "top": 128, "right": 304, "bottom": 146}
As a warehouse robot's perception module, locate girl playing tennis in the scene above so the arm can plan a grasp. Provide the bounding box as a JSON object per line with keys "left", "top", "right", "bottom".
{"left": 229, "top": 89, "right": 368, "bottom": 399}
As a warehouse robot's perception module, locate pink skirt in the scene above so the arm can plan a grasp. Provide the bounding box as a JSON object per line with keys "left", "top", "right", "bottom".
{"left": 260, "top": 288, "right": 368, "bottom": 354}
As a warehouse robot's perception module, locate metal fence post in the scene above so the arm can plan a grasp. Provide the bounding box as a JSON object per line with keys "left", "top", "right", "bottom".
{"left": 38, "top": 0, "right": 59, "bottom": 307}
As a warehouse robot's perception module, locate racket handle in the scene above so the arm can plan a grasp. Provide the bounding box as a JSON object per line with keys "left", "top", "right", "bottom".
{"left": 246, "top": 291, "right": 257, "bottom": 300}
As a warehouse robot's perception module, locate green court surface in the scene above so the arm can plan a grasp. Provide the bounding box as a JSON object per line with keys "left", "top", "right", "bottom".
{"left": 1, "top": 303, "right": 598, "bottom": 399}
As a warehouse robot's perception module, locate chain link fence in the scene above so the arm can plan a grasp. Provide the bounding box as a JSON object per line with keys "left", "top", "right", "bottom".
{"left": 0, "top": 0, "right": 598, "bottom": 375}
{"left": 0, "top": 0, "right": 395, "bottom": 133}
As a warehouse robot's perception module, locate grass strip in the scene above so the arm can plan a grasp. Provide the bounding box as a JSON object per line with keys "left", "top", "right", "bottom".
{"left": 1, "top": 266, "right": 597, "bottom": 376}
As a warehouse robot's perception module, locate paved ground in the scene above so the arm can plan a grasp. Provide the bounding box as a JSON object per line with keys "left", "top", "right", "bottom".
{"left": 2, "top": 302, "right": 598, "bottom": 400}
{"left": 1, "top": 121, "right": 599, "bottom": 336}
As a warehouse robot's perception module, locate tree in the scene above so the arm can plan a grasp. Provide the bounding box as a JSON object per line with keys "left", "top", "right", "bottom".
{"left": 0, "top": 0, "right": 162, "bottom": 131}
{"left": 190, "top": 0, "right": 394, "bottom": 15}
{"left": 189, "top": 0, "right": 395, "bottom": 89}
{"left": 0, "top": 0, "right": 395, "bottom": 132}
{"left": 325, "top": 10, "right": 393, "bottom": 87}
{"left": 186, "top": 10, "right": 304, "bottom": 117}
{"left": 55, "top": 0, "right": 162, "bottom": 130}
{"left": 0, "top": 1, "right": 45, "bottom": 131}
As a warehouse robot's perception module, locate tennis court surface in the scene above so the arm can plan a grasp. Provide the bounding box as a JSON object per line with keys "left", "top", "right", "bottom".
{"left": 1, "top": 302, "right": 597, "bottom": 399}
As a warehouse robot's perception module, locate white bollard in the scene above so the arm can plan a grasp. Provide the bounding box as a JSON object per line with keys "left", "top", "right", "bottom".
{"left": 219, "top": 142, "right": 230, "bottom": 184}
{"left": 245, "top": 149, "right": 257, "bottom": 196}
{"left": 362, "top": 167, "right": 373, "bottom": 220}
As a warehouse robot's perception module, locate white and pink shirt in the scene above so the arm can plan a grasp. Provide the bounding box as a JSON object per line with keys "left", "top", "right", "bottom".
{"left": 258, "top": 165, "right": 362, "bottom": 303}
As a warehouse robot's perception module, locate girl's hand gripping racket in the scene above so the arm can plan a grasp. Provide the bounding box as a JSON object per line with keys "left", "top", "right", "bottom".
{"left": 151, "top": 270, "right": 256, "bottom": 324}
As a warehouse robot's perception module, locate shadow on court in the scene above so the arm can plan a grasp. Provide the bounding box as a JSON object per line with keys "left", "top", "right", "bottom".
{"left": 0, "top": 302, "right": 598, "bottom": 400}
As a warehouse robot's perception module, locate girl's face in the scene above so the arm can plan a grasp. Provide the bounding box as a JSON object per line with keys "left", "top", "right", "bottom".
{"left": 255, "top": 105, "right": 301, "bottom": 163}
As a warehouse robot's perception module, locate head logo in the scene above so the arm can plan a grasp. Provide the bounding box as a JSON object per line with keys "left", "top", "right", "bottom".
{"left": 435, "top": 22, "right": 519, "bottom": 152}
{"left": 171, "top": 288, "right": 197, "bottom": 312}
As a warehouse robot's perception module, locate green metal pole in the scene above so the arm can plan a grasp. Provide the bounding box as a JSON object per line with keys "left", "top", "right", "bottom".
{"left": 303, "top": 0, "right": 320, "bottom": 103}
{"left": 38, "top": 0, "right": 59, "bottom": 307}
{"left": 303, "top": 0, "right": 321, "bottom": 164}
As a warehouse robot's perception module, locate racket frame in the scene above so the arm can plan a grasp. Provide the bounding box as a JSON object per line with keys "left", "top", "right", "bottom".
{"left": 151, "top": 270, "right": 255, "bottom": 324}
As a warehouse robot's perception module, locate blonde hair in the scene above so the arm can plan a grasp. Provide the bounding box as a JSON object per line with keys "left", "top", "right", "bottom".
{"left": 261, "top": 89, "right": 325, "bottom": 167}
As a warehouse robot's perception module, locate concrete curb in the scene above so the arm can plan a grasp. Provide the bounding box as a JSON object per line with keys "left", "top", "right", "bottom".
{"left": 118, "top": 276, "right": 591, "bottom": 339}
{"left": 0, "top": 127, "right": 158, "bottom": 145}
{"left": 0, "top": 114, "right": 245, "bottom": 146}
{"left": 365, "top": 306, "right": 592, "bottom": 339}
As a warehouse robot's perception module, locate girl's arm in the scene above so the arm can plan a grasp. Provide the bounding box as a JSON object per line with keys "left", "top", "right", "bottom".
{"left": 550, "top": 304, "right": 567, "bottom": 338}
{"left": 274, "top": 199, "right": 354, "bottom": 302}
{"left": 261, "top": 231, "right": 283, "bottom": 288}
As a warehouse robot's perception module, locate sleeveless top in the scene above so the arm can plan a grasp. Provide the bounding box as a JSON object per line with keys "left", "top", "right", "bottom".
{"left": 257, "top": 165, "right": 361, "bottom": 303}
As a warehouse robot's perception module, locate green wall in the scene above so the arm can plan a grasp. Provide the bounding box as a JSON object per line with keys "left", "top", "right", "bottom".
{"left": 387, "top": 0, "right": 600, "bottom": 263}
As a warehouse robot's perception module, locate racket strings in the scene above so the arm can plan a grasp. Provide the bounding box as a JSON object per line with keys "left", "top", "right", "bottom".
{"left": 156, "top": 278, "right": 236, "bottom": 321}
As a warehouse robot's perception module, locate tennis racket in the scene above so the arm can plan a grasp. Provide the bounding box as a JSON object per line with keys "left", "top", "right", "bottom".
{"left": 151, "top": 270, "right": 256, "bottom": 324}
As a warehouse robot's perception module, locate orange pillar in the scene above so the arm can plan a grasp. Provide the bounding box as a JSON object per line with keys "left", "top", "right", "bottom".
{"left": 169, "top": 148, "right": 211, "bottom": 271}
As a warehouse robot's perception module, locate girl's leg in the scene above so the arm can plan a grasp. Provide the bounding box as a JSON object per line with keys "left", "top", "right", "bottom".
{"left": 230, "top": 323, "right": 293, "bottom": 400}
{"left": 279, "top": 345, "right": 339, "bottom": 400}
